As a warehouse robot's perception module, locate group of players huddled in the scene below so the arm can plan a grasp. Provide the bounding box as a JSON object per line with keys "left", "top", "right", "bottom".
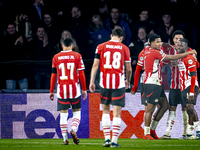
{"left": 49, "top": 28, "right": 200, "bottom": 148}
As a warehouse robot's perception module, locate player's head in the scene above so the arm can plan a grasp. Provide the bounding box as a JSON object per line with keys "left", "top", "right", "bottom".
{"left": 172, "top": 30, "right": 185, "bottom": 47}
{"left": 111, "top": 28, "right": 124, "bottom": 42}
{"left": 177, "top": 38, "right": 190, "bottom": 54}
{"left": 147, "top": 33, "right": 156, "bottom": 44}
{"left": 62, "top": 38, "right": 74, "bottom": 50}
{"left": 149, "top": 34, "right": 162, "bottom": 50}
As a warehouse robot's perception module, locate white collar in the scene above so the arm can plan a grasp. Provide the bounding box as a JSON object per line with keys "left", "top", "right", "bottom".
{"left": 110, "top": 40, "right": 120, "bottom": 42}
{"left": 61, "top": 50, "right": 72, "bottom": 52}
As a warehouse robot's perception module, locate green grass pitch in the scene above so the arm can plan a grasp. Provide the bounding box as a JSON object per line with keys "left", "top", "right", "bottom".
{"left": 0, "top": 139, "right": 199, "bottom": 150}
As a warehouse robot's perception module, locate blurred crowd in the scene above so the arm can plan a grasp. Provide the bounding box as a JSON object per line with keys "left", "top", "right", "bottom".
{"left": 0, "top": 0, "right": 200, "bottom": 90}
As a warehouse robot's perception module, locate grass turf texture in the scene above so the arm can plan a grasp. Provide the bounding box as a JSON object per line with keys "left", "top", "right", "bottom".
{"left": 0, "top": 139, "right": 199, "bottom": 150}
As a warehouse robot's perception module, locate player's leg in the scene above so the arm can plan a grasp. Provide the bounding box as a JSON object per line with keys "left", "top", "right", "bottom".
{"left": 102, "top": 104, "right": 111, "bottom": 146}
{"left": 181, "top": 106, "right": 188, "bottom": 138}
{"left": 100, "top": 87, "right": 112, "bottom": 147}
{"left": 144, "top": 103, "right": 156, "bottom": 139}
{"left": 70, "top": 96, "right": 81, "bottom": 145}
{"left": 110, "top": 88, "right": 125, "bottom": 147}
{"left": 58, "top": 99, "right": 71, "bottom": 145}
{"left": 111, "top": 105, "right": 122, "bottom": 147}
{"left": 60, "top": 109, "right": 69, "bottom": 145}
{"left": 151, "top": 96, "right": 168, "bottom": 139}
{"left": 186, "top": 103, "right": 195, "bottom": 139}
{"left": 160, "top": 89, "right": 180, "bottom": 139}
{"left": 193, "top": 109, "right": 200, "bottom": 139}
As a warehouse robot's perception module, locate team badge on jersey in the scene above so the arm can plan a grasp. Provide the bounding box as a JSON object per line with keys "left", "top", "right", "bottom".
{"left": 140, "top": 57, "right": 144, "bottom": 61}
{"left": 188, "top": 59, "right": 193, "bottom": 64}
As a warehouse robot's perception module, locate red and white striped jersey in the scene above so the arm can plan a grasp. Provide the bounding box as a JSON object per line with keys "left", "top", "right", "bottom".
{"left": 163, "top": 46, "right": 180, "bottom": 89}
{"left": 143, "top": 48, "right": 167, "bottom": 85}
{"left": 52, "top": 50, "right": 85, "bottom": 99}
{"left": 178, "top": 55, "right": 198, "bottom": 91}
{"left": 163, "top": 46, "right": 194, "bottom": 89}
{"left": 95, "top": 40, "right": 131, "bottom": 89}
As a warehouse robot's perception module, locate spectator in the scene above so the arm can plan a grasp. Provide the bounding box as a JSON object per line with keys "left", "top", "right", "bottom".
{"left": 130, "top": 8, "right": 154, "bottom": 42}
{"left": 29, "top": 26, "right": 55, "bottom": 89}
{"left": 97, "top": 0, "right": 109, "bottom": 22}
{"left": 64, "top": 5, "right": 88, "bottom": 56}
{"left": 27, "top": 0, "right": 46, "bottom": 34}
{"left": 86, "top": 14, "right": 109, "bottom": 59}
{"left": 55, "top": 30, "right": 79, "bottom": 53}
{"left": 155, "top": 12, "right": 176, "bottom": 44}
{"left": 15, "top": 10, "right": 32, "bottom": 42}
{"left": 43, "top": 12, "right": 60, "bottom": 46}
{"left": 129, "top": 27, "right": 147, "bottom": 83}
{"left": 2, "top": 23, "right": 29, "bottom": 90}
{"left": 104, "top": 6, "right": 132, "bottom": 46}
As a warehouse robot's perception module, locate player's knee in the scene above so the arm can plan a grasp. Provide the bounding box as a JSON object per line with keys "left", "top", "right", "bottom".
{"left": 169, "top": 106, "right": 177, "bottom": 111}
{"left": 187, "top": 108, "right": 194, "bottom": 115}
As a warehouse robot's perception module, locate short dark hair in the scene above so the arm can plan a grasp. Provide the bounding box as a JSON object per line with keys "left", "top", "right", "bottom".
{"left": 147, "top": 33, "right": 156, "bottom": 40}
{"left": 62, "top": 38, "right": 73, "bottom": 47}
{"left": 112, "top": 28, "right": 124, "bottom": 38}
{"left": 179, "top": 38, "right": 190, "bottom": 47}
{"left": 149, "top": 34, "right": 161, "bottom": 44}
{"left": 172, "top": 30, "right": 185, "bottom": 39}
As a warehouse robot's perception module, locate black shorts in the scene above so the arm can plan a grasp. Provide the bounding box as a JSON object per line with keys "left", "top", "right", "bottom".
{"left": 140, "top": 83, "right": 146, "bottom": 105}
{"left": 100, "top": 87, "right": 125, "bottom": 107}
{"left": 169, "top": 89, "right": 182, "bottom": 107}
{"left": 143, "top": 84, "right": 166, "bottom": 105}
{"left": 57, "top": 96, "right": 81, "bottom": 111}
{"left": 181, "top": 86, "right": 198, "bottom": 108}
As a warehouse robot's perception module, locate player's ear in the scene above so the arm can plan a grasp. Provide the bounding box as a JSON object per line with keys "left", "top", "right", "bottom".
{"left": 110, "top": 34, "right": 112, "bottom": 39}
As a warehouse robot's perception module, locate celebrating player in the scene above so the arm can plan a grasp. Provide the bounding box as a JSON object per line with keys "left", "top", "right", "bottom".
{"left": 176, "top": 39, "right": 200, "bottom": 139}
{"left": 49, "top": 38, "right": 87, "bottom": 145}
{"left": 160, "top": 30, "right": 189, "bottom": 139}
{"left": 89, "top": 28, "right": 132, "bottom": 147}
{"left": 142, "top": 34, "right": 197, "bottom": 140}
{"left": 131, "top": 34, "right": 171, "bottom": 140}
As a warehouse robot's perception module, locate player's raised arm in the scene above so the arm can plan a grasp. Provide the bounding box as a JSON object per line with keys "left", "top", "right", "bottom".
{"left": 164, "top": 50, "right": 197, "bottom": 61}
{"left": 89, "top": 58, "right": 100, "bottom": 93}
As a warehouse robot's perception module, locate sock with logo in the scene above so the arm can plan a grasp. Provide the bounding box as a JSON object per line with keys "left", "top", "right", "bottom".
{"left": 111, "top": 117, "right": 121, "bottom": 144}
{"left": 71, "top": 111, "right": 81, "bottom": 133}
{"left": 182, "top": 111, "right": 189, "bottom": 135}
{"left": 102, "top": 113, "right": 111, "bottom": 141}
{"left": 60, "top": 113, "right": 68, "bottom": 142}
{"left": 165, "top": 111, "right": 176, "bottom": 136}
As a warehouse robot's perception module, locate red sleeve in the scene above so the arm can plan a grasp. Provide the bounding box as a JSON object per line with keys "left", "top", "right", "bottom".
{"left": 190, "top": 76, "right": 196, "bottom": 94}
{"left": 131, "top": 65, "right": 143, "bottom": 92}
{"left": 79, "top": 70, "right": 87, "bottom": 91}
{"left": 50, "top": 73, "right": 57, "bottom": 93}
{"left": 197, "top": 60, "right": 199, "bottom": 68}
{"left": 187, "top": 57, "right": 197, "bottom": 93}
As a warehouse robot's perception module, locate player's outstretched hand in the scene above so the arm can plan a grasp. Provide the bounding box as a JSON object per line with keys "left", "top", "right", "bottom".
{"left": 89, "top": 83, "right": 95, "bottom": 93}
{"left": 50, "top": 93, "right": 54, "bottom": 101}
{"left": 82, "top": 91, "right": 87, "bottom": 100}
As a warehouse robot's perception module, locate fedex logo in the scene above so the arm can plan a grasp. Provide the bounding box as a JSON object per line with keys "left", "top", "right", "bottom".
{"left": 0, "top": 94, "right": 89, "bottom": 139}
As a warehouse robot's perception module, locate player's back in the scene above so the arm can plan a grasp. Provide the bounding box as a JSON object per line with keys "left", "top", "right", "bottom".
{"left": 96, "top": 40, "right": 131, "bottom": 89}
{"left": 52, "top": 50, "right": 85, "bottom": 99}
